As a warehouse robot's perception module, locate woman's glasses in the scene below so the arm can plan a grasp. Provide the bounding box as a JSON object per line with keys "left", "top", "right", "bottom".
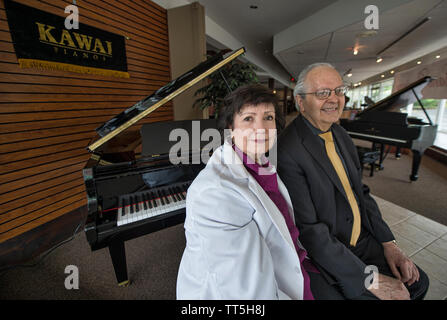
{"left": 302, "top": 85, "right": 348, "bottom": 100}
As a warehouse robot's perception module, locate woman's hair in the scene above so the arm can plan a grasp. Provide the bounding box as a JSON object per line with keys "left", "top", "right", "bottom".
{"left": 217, "top": 83, "right": 285, "bottom": 139}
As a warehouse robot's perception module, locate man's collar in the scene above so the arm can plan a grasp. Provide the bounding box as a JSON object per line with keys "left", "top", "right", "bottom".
{"left": 301, "top": 115, "right": 332, "bottom": 135}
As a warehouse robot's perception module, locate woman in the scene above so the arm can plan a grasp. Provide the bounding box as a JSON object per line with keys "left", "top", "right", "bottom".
{"left": 176, "top": 84, "right": 316, "bottom": 299}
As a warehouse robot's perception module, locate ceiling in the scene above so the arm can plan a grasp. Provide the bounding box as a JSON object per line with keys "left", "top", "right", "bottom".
{"left": 154, "top": 0, "right": 447, "bottom": 89}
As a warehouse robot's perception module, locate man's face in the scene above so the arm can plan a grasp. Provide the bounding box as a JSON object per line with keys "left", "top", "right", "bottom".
{"left": 296, "top": 66, "right": 345, "bottom": 131}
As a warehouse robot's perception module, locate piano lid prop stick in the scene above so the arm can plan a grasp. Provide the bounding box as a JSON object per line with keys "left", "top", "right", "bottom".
{"left": 87, "top": 47, "right": 246, "bottom": 152}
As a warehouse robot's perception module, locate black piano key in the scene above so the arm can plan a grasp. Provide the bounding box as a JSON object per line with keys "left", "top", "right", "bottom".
{"left": 158, "top": 190, "right": 165, "bottom": 206}
{"left": 146, "top": 192, "right": 153, "bottom": 209}
{"left": 142, "top": 193, "right": 148, "bottom": 210}
{"left": 177, "top": 186, "right": 186, "bottom": 200}
{"left": 121, "top": 198, "right": 126, "bottom": 216}
{"left": 129, "top": 196, "right": 134, "bottom": 214}
{"left": 169, "top": 187, "right": 178, "bottom": 202}
{"left": 135, "top": 194, "right": 141, "bottom": 212}
{"left": 151, "top": 192, "right": 158, "bottom": 207}
{"left": 162, "top": 189, "right": 170, "bottom": 204}
{"left": 175, "top": 188, "right": 181, "bottom": 201}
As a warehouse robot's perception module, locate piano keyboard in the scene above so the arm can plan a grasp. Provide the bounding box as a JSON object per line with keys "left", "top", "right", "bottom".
{"left": 117, "top": 182, "right": 190, "bottom": 227}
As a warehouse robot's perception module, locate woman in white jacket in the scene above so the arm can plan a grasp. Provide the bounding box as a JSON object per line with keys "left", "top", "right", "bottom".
{"left": 177, "top": 84, "right": 317, "bottom": 300}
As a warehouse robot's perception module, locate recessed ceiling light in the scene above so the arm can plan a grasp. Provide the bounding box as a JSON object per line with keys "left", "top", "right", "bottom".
{"left": 347, "top": 73, "right": 352, "bottom": 77}
{"left": 390, "top": 70, "right": 395, "bottom": 74}
{"left": 376, "top": 57, "right": 383, "bottom": 63}
{"left": 417, "top": 60, "right": 422, "bottom": 64}
{"left": 353, "top": 49, "right": 358, "bottom": 55}
{"left": 249, "top": 5, "right": 258, "bottom": 9}
{"left": 381, "top": 74, "right": 385, "bottom": 78}
{"left": 436, "top": 55, "right": 440, "bottom": 59}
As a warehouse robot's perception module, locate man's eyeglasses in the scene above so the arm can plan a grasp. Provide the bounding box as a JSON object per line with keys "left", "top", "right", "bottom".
{"left": 302, "top": 86, "right": 348, "bottom": 100}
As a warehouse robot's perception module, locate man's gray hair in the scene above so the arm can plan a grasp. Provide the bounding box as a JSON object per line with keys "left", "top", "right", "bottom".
{"left": 293, "top": 62, "right": 337, "bottom": 109}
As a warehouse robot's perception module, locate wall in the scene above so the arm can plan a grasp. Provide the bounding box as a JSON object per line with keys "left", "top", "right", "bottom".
{"left": 167, "top": 2, "right": 206, "bottom": 120}
{"left": 0, "top": 0, "right": 172, "bottom": 243}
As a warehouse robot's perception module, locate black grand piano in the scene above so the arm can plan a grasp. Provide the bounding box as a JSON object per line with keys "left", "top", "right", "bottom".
{"left": 340, "top": 76, "right": 437, "bottom": 181}
{"left": 82, "top": 48, "right": 245, "bottom": 286}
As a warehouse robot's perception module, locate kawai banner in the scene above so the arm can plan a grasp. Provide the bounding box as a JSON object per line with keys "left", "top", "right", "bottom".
{"left": 4, "top": 0, "right": 129, "bottom": 78}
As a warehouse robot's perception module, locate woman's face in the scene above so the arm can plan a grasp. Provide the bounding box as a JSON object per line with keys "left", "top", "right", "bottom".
{"left": 231, "top": 103, "right": 277, "bottom": 161}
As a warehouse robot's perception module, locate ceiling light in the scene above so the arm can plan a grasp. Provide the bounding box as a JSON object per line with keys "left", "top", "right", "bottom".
{"left": 381, "top": 74, "right": 385, "bottom": 78}
{"left": 376, "top": 57, "right": 383, "bottom": 63}
{"left": 390, "top": 70, "right": 395, "bottom": 74}
{"left": 353, "top": 49, "right": 358, "bottom": 55}
{"left": 347, "top": 73, "right": 352, "bottom": 77}
{"left": 417, "top": 60, "right": 421, "bottom": 64}
{"left": 436, "top": 55, "right": 440, "bottom": 59}
{"left": 358, "top": 82, "right": 362, "bottom": 86}
{"left": 273, "top": 90, "right": 276, "bottom": 94}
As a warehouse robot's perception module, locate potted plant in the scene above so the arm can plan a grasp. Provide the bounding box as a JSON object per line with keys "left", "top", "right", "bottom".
{"left": 193, "top": 50, "right": 259, "bottom": 118}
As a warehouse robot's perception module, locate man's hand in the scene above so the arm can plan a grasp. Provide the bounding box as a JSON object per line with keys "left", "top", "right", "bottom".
{"left": 382, "top": 240, "right": 420, "bottom": 286}
{"left": 367, "top": 272, "right": 410, "bottom": 300}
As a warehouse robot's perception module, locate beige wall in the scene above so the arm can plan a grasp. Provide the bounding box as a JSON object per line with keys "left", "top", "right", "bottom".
{"left": 168, "top": 2, "right": 207, "bottom": 120}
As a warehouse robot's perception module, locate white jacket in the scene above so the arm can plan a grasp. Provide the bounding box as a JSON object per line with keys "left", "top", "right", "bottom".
{"left": 176, "top": 141, "right": 305, "bottom": 299}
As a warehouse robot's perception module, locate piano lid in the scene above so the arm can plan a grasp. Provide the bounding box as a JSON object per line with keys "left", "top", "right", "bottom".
{"left": 356, "top": 76, "right": 432, "bottom": 117}
{"left": 87, "top": 47, "right": 246, "bottom": 153}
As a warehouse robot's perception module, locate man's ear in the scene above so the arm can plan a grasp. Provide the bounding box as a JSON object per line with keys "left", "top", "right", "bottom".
{"left": 295, "top": 95, "right": 305, "bottom": 113}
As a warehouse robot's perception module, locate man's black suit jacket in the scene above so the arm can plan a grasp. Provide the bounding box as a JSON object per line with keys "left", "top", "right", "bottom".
{"left": 277, "top": 114, "right": 395, "bottom": 298}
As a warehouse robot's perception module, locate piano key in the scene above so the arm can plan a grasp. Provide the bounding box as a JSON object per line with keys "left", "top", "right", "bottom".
{"left": 117, "top": 184, "right": 190, "bottom": 227}
{"left": 158, "top": 190, "right": 166, "bottom": 206}
{"left": 129, "top": 196, "right": 134, "bottom": 214}
{"left": 168, "top": 187, "right": 178, "bottom": 202}
{"left": 142, "top": 193, "right": 148, "bottom": 211}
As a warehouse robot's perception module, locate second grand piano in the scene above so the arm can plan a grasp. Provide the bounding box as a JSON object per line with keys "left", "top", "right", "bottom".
{"left": 340, "top": 76, "right": 437, "bottom": 181}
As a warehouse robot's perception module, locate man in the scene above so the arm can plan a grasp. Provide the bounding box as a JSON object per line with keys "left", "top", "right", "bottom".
{"left": 277, "top": 63, "right": 429, "bottom": 300}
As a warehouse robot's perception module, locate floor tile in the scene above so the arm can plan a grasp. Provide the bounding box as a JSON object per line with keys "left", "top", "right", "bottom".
{"left": 393, "top": 233, "right": 425, "bottom": 257}
{"left": 372, "top": 195, "right": 416, "bottom": 226}
{"left": 425, "top": 237, "right": 447, "bottom": 261}
{"left": 391, "top": 221, "right": 439, "bottom": 248}
{"left": 405, "top": 215, "right": 447, "bottom": 238}
{"left": 410, "top": 249, "right": 447, "bottom": 286}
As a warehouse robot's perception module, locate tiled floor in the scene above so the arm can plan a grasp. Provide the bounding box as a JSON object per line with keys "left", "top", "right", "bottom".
{"left": 373, "top": 195, "right": 447, "bottom": 300}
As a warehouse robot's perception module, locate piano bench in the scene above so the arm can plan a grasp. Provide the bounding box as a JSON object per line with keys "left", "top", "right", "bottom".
{"left": 356, "top": 146, "right": 380, "bottom": 177}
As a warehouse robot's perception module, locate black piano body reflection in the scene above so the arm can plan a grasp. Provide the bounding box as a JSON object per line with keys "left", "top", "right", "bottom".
{"left": 83, "top": 48, "right": 244, "bottom": 286}
{"left": 340, "top": 76, "right": 437, "bottom": 181}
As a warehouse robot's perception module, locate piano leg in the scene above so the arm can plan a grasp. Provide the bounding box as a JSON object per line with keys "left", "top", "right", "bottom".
{"left": 377, "top": 143, "right": 385, "bottom": 170}
{"left": 108, "top": 240, "right": 130, "bottom": 287}
{"left": 396, "top": 147, "right": 401, "bottom": 159}
{"left": 410, "top": 150, "right": 422, "bottom": 181}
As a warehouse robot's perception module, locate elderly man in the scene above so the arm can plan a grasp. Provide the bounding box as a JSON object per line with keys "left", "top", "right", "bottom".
{"left": 277, "top": 63, "right": 429, "bottom": 300}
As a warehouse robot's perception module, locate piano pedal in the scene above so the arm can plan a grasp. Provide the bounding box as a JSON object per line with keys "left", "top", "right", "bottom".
{"left": 118, "top": 280, "right": 130, "bottom": 287}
